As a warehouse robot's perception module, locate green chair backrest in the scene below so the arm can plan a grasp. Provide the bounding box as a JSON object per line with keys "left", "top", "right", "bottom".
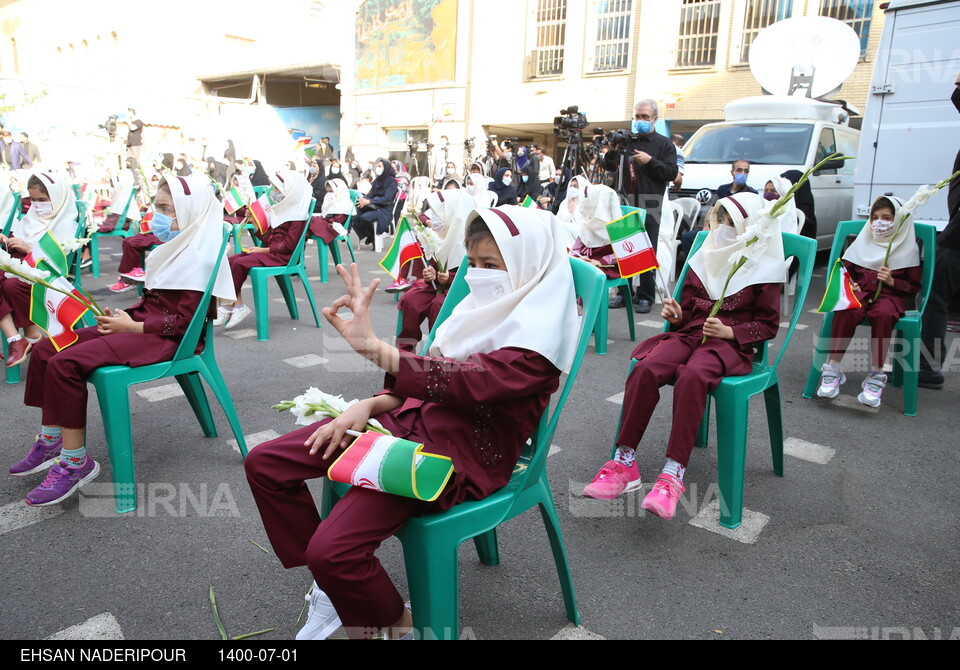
{"left": 253, "top": 185, "right": 271, "bottom": 198}
{"left": 349, "top": 189, "right": 360, "bottom": 206}
{"left": 67, "top": 201, "right": 88, "bottom": 277}
{"left": 2, "top": 193, "right": 22, "bottom": 236}
{"left": 285, "top": 197, "right": 316, "bottom": 270}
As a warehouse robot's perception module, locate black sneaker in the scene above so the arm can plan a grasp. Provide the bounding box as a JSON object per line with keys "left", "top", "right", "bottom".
{"left": 918, "top": 370, "right": 944, "bottom": 390}
{"left": 608, "top": 294, "right": 625, "bottom": 309}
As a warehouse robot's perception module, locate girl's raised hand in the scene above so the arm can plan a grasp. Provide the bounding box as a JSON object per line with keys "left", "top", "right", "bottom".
{"left": 322, "top": 263, "right": 379, "bottom": 355}
{"left": 661, "top": 297, "right": 682, "bottom": 326}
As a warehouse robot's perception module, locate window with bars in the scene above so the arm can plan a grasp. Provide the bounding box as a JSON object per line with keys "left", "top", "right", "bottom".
{"left": 739, "top": 0, "right": 793, "bottom": 64}
{"left": 589, "top": 0, "right": 632, "bottom": 73}
{"left": 819, "top": 0, "right": 874, "bottom": 56}
{"left": 534, "top": 0, "right": 567, "bottom": 76}
{"left": 675, "top": 0, "right": 721, "bottom": 68}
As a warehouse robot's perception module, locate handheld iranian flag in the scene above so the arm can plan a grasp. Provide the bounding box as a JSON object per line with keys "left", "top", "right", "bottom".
{"left": 521, "top": 195, "right": 539, "bottom": 209}
{"left": 24, "top": 233, "right": 93, "bottom": 351}
{"left": 138, "top": 211, "right": 153, "bottom": 235}
{"left": 378, "top": 217, "right": 423, "bottom": 279}
{"left": 327, "top": 431, "right": 455, "bottom": 502}
{"left": 606, "top": 209, "right": 658, "bottom": 278}
{"left": 248, "top": 194, "right": 272, "bottom": 235}
{"left": 817, "top": 258, "right": 863, "bottom": 312}
{"left": 223, "top": 186, "right": 245, "bottom": 215}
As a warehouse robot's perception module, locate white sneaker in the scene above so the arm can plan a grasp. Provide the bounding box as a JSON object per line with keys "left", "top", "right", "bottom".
{"left": 857, "top": 372, "right": 887, "bottom": 408}
{"left": 212, "top": 305, "right": 233, "bottom": 327}
{"left": 817, "top": 363, "right": 846, "bottom": 399}
{"left": 223, "top": 304, "right": 251, "bottom": 330}
{"left": 296, "top": 582, "right": 342, "bottom": 641}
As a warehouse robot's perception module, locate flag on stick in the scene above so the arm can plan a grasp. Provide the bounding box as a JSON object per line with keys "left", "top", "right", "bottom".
{"left": 223, "top": 186, "right": 245, "bottom": 215}
{"left": 606, "top": 210, "right": 658, "bottom": 278}
{"left": 138, "top": 211, "right": 153, "bottom": 235}
{"left": 520, "top": 195, "right": 539, "bottom": 209}
{"left": 378, "top": 217, "right": 423, "bottom": 279}
{"left": 24, "top": 233, "right": 93, "bottom": 351}
{"left": 817, "top": 258, "right": 863, "bottom": 312}
{"left": 248, "top": 194, "right": 272, "bottom": 235}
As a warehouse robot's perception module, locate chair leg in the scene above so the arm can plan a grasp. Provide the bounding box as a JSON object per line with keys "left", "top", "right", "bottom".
{"left": 297, "top": 272, "right": 322, "bottom": 329}
{"left": 92, "top": 381, "right": 138, "bottom": 514}
{"left": 176, "top": 373, "right": 217, "bottom": 438}
{"left": 714, "top": 392, "right": 749, "bottom": 530}
{"left": 3, "top": 338, "right": 21, "bottom": 384}
{"left": 199, "top": 360, "right": 247, "bottom": 456}
{"left": 319, "top": 480, "right": 341, "bottom": 519}
{"left": 538, "top": 483, "right": 581, "bottom": 626}
{"left": 802, "top": 315, "right": 834, "bottom": 399}
{"left": 344, "top": 236, "right": 356, "bottom": 263}
{"left": 329, "top": 240, "right": 342, "bottom": 267}
{"left": 90, "top": 235, "right": 101, "bottom": 278}
{"left": 902, "top": 327, "right": 919, "bottom": 417}
{"left": 318, "top": 240, "right": 329, "bottom": 284}
{"left": 764, "top": 383, "right": 785, "bottom": 477}
{"left": 251, "top": 274, "right": 270, "bottom": 342}
{"left": 594, "top": 296, "right": 609, "bottom": 356}
{"left": 400, "top": 534, "right": 460, "bottom": 640}
{"left": 695, "top": 398, "right": 710, "bottom": 449}
{"left": 472, "top": 529, "right": 500, "bottom": 567}
{"left": 232, "top": 226, "right": 243, "bottom": 255}
{"left": 276, "top": 276, "right": 300, "bottom": 320}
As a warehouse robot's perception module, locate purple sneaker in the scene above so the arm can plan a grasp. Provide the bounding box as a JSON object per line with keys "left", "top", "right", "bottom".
{"left": 9, "top": 436, "right": 64, "bottom": 477}
{"left": 24, "top": 457, "right": 100, "bottom": 507}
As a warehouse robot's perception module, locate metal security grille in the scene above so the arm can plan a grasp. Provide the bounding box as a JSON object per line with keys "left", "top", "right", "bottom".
{"left": 739, "top": 0, "right": 794, "bottom": 63}
{"left": 592, "top": 0, "right": 633, "bottom": 72}
{"left": 536, "top": 0, "right": 568, "bottom": 76}
{"left": 675, "top": 0, "right": 722, "bottom": 68}
{"left": 819, "top": 0, "right": 874, "bottom": 56}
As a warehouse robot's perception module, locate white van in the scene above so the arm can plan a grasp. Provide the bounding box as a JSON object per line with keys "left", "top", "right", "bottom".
{"left": 677, "top": 96, "right": 860, "bottom": 250}
{"left": 853, "top": 0, "right": 960, "bottom": 229}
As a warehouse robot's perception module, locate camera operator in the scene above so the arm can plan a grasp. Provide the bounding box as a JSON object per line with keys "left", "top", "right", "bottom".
{"left": 490, "top": 137, "right": 516, "bottom": 171}
{"left": 602, "top": 99, "right": 678, "bottom": 314}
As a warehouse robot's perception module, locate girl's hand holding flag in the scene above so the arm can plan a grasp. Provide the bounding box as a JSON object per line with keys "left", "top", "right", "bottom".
{"left": 661, "top": 297, "right": 682, "bottom": 326}
{"left": 95, "top": 307, "right": 144, "bottom": 335}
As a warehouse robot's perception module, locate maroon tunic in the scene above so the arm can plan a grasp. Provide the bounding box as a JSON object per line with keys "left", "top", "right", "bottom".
{"left": 572, "top": 238, "right": 620, "bottom": 280}
{"left": 829, "top": 262, "right": 922, "bottom": 369}
{"left": 224, "top": 206, "right": 248, "bottom": 226}
{"left": 0, "top": 275, "right": 33, "bottom": 330}
{"left": 117, "top": 233, "right": 162, "bottom": 274}
{"left": 309, "top": 214, "right": 348, "bottom": 244}
{"left": 228, "top": 220, "right": 305, "bottom": 294}
{"left": 24, "top": 289, "right": 204, "bottom": 429}
{"left": 396, "top": 264, "right": 459, "bottom": 352}
{"left": 97, "top": 213, "right": 134, "bottom": 234}
{"left": 616, "top": 272, "right": 780, "bottom": 466}
{"left": 244, "top": 347, "right": 560, "bottom": 636}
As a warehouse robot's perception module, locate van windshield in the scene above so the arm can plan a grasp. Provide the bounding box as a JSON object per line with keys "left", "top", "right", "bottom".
{"left": 684, "top": 123, "right": 814, "bottom": 165}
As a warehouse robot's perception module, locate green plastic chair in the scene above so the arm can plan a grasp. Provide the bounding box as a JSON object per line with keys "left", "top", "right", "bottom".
{"left": 592, "top": 205, "right": 641, "bottom": 355}
{"left": 87, "top": 225, "right": 248, "bottom": 514}
{"left": 2, "top": 193, "right": 22, "bottom": 236}
{"left": 614, "top": 230, "right": 816, "bottom": 529}
{"left": 321, "top": 256, "right": 606, "bottom": 639}
{"left": 248, "top": 198, "right": 321, "bottom": 341}
{"left": 313, "top": 189, "right": 360, "bottom": 283}
{"left": 231, "top": 185, "right": 274, "bottom": 253}
{"left": 89, "top": 188, "right": 138, "bottom": 278}
{"left": 801, "top": 220, "right": 937, "bottom": 416}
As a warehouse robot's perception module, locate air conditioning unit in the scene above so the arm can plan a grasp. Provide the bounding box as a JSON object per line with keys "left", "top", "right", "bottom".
{"left": 523, "top": 51, "right": 539, "bottom": 81}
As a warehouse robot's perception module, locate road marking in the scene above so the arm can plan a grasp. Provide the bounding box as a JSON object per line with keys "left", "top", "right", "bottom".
{"left": 550, "top": 624, "right": 606, "bottom": 640}
{"left": 548, "top": 445, "right": 561, "bottom": 457}
{"left": 228, "top": 430, "right": 282, "bottom": 455}
{"left": 606, "top": 392, "right": 624, "bottom": 405}
{"left": 0, "top": 501, "right": 65, "bottom": 537}
{"left": 636, "top": 320, "right": 663, "bottom": 328}
{"left": 784, "top": 438, "right": 836, "bottom": 465}
{"left": 689, "top": 500, "right": 769, "bottom": 545}
{"left": 273, "top": 297, "right": 306, "bottom": 304}
{"left": 224, "top": 328, "right": 257, "bottom": 339}
{"left": 46, "top": 613, "right": 124, "bottom": 640}
{"left": 830, "top": 395, "right": 880, "bottom": 414}
{"left": 135, "top": 383, "right": 184, "bottom": 402}
{"left": 780, "top": 322, "right": 809, "bottom": 331}
{"left": 284, "top": 354, "right": 330, "bottom": 368}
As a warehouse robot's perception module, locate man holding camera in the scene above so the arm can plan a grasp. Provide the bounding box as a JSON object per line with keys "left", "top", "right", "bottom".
{"left": 602, "top": 99, "right": 678, "bottom": 313}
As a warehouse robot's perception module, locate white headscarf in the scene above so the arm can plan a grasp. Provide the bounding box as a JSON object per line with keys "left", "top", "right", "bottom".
{"left": 688, "top": 192, "right": 786, "bottom": 300}
{"left": 425, "top": 190, "right": 472, "bottom": 269}
{"left": 0, "top": 179, "right": 15, "bottom": 229}
{"left": 13, "top": 172, "right": 79, "bottom": 247}
{"left": 577, "top": 183, "right": 620, "bottom": 248}
{"left": 464, "top": 173, "right": 492, "bottom": 209}
{"left": 109, "top": 169, "right": 136, "bottom": 216}
{"left": 429, "top": 206, "right": 579, "bottom": 373}
{"left": 766, "top": 177, "right": 800, "bottom": 235}
{"left": 268, "top": 170, "right": 312, "bottom": 228}
{"left": 233, "top": 172, "right": 255, "bottom": 206}
{"left": 556, "top": 175, "right": 591, "bottom": 244}
{"left": 843, "top": 195, "right": 920, "bottom": 272}
{"left": 321, "top": 179, "right": 356, "bottom": 217}
{"left": 143, "top": 175, "right": 236, "bottom": 302}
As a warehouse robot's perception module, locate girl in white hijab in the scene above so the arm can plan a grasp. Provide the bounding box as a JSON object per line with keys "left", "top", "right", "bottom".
{"left": 12, "top": 174, "right": 235, "bottom": 507}
{"left": 817, "top": 195, "right": 921, "bottom": 407}
{"left": 583, "top": 191, "right": 783, "bottom": 522}
{"left": 309, "top": 178, "right": 355, "bottom": 246}
{"left": 99, "top": 161, "right": 139, "bottom": 233}
{"left": 570, "top": 183, "right": 622, "bottom": 278}
{"left": 762, "top": 177, "right": 802, "bottom": 235}
{"left": 555, "top": 175, "right": 592, "bottom": 247}
{"left": 244, "top": 205, "right": 580, "bottom": 640}
{"left": 0, "top": 178, "right": 16, "bottom": 234}
{"left": 217, "top": 169, "right": 312, "bottom": 329}
{"left": 464, "top": 172, "right": 494, "bottom": 208}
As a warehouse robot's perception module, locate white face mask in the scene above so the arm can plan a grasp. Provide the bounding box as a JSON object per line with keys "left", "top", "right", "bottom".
{"left": 567, "top": 187, "right": 580, "bottom": 200}
{"left": 32, "top": 201, "right": 54, "bottom": 217}
{"left": 446, "top": 168, "right": 455, "bottom": 175}
{"left": 871, "top": 218, "right": 896, "bottom": 240}
{"left": 502, "top": 177, "right": 512, "bottom": 187}
{"left": 465, "top": 268, "right": 512, "bottom": 307}
{"left": 466, "top": 183, "right": 478, "bottom": 195}
{"left": 554, "top": 175, "right": 562, "bottom": 182}
{"left": 712, "top": 225, "right": 739, "bottom": 247}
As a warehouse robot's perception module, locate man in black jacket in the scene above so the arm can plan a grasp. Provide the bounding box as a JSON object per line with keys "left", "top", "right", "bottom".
{"left": 602, "top": 99, "right": 678, "bottom": 312}
{"left": 919, "top": 73, "right": 960, "bottom": 389}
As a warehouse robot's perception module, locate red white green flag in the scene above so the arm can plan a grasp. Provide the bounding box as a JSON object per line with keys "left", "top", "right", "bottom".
{"left": 138, "top": 211, "right": 153, "bottom": 235}
{"left": 520, "top": 195, "right": 539, "bottom": 209}
{"left": 378, "top": 217, "right": 423, "bottom": 279}
{"left": 817, "top": 258, "right": 863, "bottom": 312}
{"left": 248, "top": 194, "right": 272, "bottom": 235}
{"left": 606, "top": 210, "right": 658, "bottom": 278}
{"left": 223, "top": 186, "right": 245, "bottom": 215}
{"left": 24, "top": 233, "right": 93, "bottom": 351}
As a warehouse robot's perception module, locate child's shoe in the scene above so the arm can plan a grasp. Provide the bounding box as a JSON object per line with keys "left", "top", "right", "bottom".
{"left": 120, "top": 267, "right": 146, "bottom": 282}
{"left": 641, "top": 473, "right": 685, "bottom": 520}
{"left": 4, "top": 338, "right": 31, "bottom": 367}
{"left": 816, "top": 363, "right": 846, "bottom": 399}
{"left": 24, "top": 456, "right": 100, "bottom": 506}
{"left": 857, "top": 372, "right": 887, "bottom": 408}
{"left": 9, "top": 436, "right": 63, "bottom": 477}
{"left": 212, "top": 305, "right": 234, "bottom": 327}
{"left": 582, "top": 460, "right": 641, "bottom": 500}
{"left": 108, "top": 278, "right": 135, "bottom": 293}
{"left": 224, "top": 304, "right": 252, "bottom": 330}
{"left": 296, "top": 582, "right": 342, "bottom": 640}
{"left": 384, "top": 278, "right": 412, "bottom": 293}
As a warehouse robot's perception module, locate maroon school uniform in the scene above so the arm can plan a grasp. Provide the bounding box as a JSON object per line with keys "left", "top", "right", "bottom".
{"left": 117, "top": 233, "right": 162, "bottom": 274}
{"left": 228, "top": 220, "right": 305, "bottom": 294}
{"left": 0, "top": 275, "right": 33, "bottom": 330}
{"left": 244, "top": 347, "right": 560, "bottom": 636}
{"left": 308, "top": 213, "right": 349, "bottom": 244}
{"left": 572, "top": 238, "right": 620, "bottom": 280}
{"left": 223, "top": 206, "right": 248, "bottom": 226}
{"left": 97, "top": 212, "right": 133, "bottom": 234}
{"left": 396, "top": 264, "right": 459, "bottom": 352}
{"left": 829, "top": 262, "right": 921, "bottom": 369}
{"left": 24, "top": 289, "right": 204, "bottom": 430}
{"left": 616, "top": 271, "right": 780, "bottom": 467}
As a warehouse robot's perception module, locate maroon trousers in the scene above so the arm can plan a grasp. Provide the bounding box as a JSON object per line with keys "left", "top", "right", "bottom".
{"left": 308, "top": 214, "right": 348, "bottom": 244}
{"left": 397, "top": 283, "right": 445, "bottom": 352}
{"left": 829, "top": 296, "right": 904, "bottom": 370}
{"left": 228, "top": 252, "right": 290, "bottom": 295}
{"left": 97, "top": 213, "right": 132, "bottom": 234}
{"left": 117, "top": 233, "right": 161, "bottom": 274}
{"left": 616, "top": 332, "right": 750, "bottom": 467}
{"left": 0, "top": 276, "right": 32, "bottom": 329}
{"left": 24, "top": 327, "right": 178, "bottom": 429}
{"left": 244, "top": 422, "right": 435, "bottom": 638}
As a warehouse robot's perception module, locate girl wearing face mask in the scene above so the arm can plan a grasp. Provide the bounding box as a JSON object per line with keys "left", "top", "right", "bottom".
{"left": 463, "top": 172, "right": 494, "bottom": 208}
{"left": 488, "top": 167, "right": 517, "bottom": 206}
{"left": 10, "top": 175, "right": 236, "bottom": 506}
{"left": 215, "top": 170, "right": 313, "bottom": 330}
{"left": 326, "top": 160, "right": 348, "bottom": 187}
{"left": 516, "top": 161, "right": 542, "bottom": 204}
{"left": 570, "top": 184, "right": 622, "bottom": 279}
{"left": 0, "top": 173, "right": 79, "bottom": 367}
{"left": 307, "top": 160, "right": 327, "bottom": 215}
{"left": 555, "top": 175, "right": 591, "bottom": 246}
{"left": 309, "top": 179, "right": 355, "bottom": 251}
{"left": 539, "top": 166, "right": 570, "bottom": 212}
{"left": 97, "top": 160, "right": 139, "bottom": 234}
{"left": 244, "top": 206, "right": 578, "bottom": 640}
{"left": 353, "top": 159, "right": 398, "bottom": 248}
{"left": 583, "top": 192, "right": 784, "bottom": 521}
{"left": 762, "top": 177, "right": 801, "bottom": 235}
{"left": 436, "top": 161, "right": 460, "bottom": 190}
{"left": 817, "top": 196, "right": 921, "bottom": 407}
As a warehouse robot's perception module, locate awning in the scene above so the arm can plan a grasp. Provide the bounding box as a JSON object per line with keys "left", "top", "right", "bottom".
{"left": 198, "top": 62, "right": 340, "bottom": 89}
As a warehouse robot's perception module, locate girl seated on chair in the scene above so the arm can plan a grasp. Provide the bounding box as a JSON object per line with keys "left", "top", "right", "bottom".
{"left": 308, "top": 179, "right": 354, "bottom": 247}
{"left": 9, "top": 175, "right": 235, "bottom": 507}
{"left": 582, "top": 193, "right": 783, "bottom": 520}
{"left": 817, "top": 195, "right": 921, "bottom": 408}
{"left": 1, "top": 173, "right": 79, "bottom": 367}
{"left": 215, "top": 170, "right": 312, "bottom": 331}
{"left": 570, "top": 183, "right": 622, "bottom": 279}
{"left": 244, "top": 206, "right": 578, "bottom": 640}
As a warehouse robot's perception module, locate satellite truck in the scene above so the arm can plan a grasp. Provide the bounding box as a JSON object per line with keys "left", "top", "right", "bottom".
{"left": 853, "top": 0, "right": 960, "bottom": 230}
{"left": 677, "top": 16, "right": 862, "bottom": 250}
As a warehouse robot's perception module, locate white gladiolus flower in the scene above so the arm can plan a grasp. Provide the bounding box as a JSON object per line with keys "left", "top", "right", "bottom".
{"left": 0, "top": 248, "right": 49, "bottom": 282}
{"left": 904, "top": 185, "right": 936, "bottom": 213}
{"left": 59, "top": 238, "right": 92, "bottom": 254}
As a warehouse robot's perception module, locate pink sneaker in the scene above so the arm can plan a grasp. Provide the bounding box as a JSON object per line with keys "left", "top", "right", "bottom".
{"left": 582, "top": 460, "right": 641, "bottom": 500}
{"left": 108, "top": 278, "right": 135, "bottom": 293}
{"left": 641, "top": 473, "right": 685, "bottom": 520}
{"left": 384, "top": 278, "right": 413, "bottom": 293}
{"left": 120, "top": 267, "right": 146, "bottom": 282}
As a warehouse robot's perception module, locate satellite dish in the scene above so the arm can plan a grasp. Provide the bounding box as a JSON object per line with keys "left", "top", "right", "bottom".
{"left": 749, "top": 16, "right": 861, "bottom": 99}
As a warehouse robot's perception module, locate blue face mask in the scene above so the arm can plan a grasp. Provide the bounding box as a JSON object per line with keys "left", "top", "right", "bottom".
{"left": 152, "top": 212, "right": 180, "bottom": 243}
{"left": 733, "top": 173, "right": 748, "bottom": 187}
{"left": 522, "top": 175, "right": 529, "bottom": 183}
{"left": 632, "top": 120, "right": 652, "bottom": 135}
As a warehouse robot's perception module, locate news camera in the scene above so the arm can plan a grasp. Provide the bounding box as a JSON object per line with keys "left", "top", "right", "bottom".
{"left": 98, "top": 114, "right": 119, "bottom": 142}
